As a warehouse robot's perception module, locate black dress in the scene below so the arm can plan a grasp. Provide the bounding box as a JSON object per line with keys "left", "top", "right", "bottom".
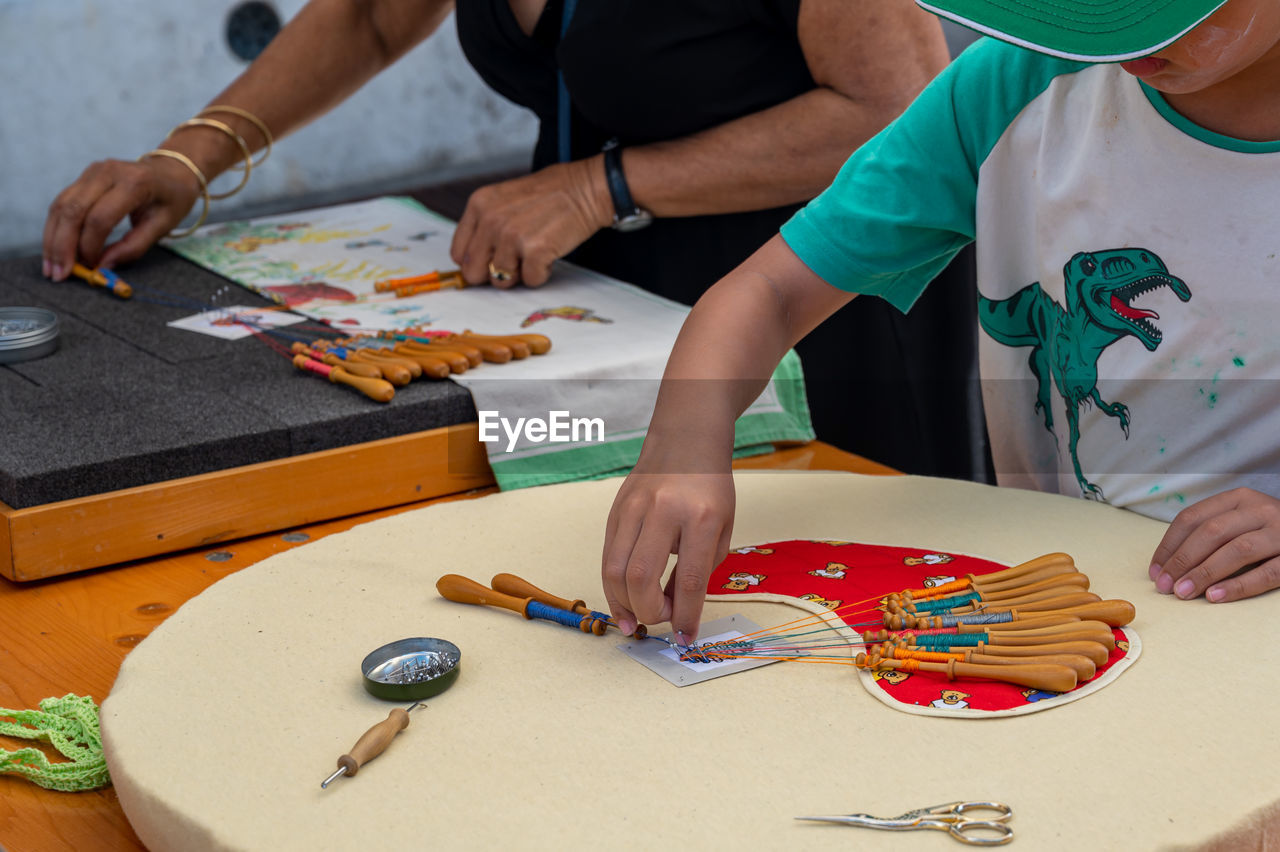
{"left": 456, "top": 0, "right": 989, "bottom": 480}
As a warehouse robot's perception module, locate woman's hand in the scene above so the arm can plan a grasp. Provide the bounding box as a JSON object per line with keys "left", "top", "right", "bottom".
{"left": 450, "top": 157, "right": 613, "bottom": 288}
{"left": 41, "top": 0, "right": 454, "bottom": 281}
{"left": 601, "top": 471, "right": 736, "bottom": 642}
{"left": 42, "top": 155, "right": 202, "bottom": 279}
{"left": 1149, "top": 487, "right": 1280, "bottom": 601}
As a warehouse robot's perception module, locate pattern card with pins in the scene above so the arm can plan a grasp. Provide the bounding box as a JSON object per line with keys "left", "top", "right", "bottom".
{"left": 166, "top": 304, "right": 307, "bottom": 340}
{"left": 618, "top": 616, "right": 777, "bottom": 686}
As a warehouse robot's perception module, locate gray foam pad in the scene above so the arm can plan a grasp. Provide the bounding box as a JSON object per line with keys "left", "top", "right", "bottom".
{"left": 0, "top": 250, "right": 476, "bottom": 509}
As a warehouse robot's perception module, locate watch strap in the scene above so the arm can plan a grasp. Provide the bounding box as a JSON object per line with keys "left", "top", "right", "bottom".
{"left": 603, "top": 141, "right": 640, "bottom": 219}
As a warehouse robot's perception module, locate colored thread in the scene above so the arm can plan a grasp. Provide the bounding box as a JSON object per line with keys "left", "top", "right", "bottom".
{"left": 297, "top": 357, "right": 331, "bottom": 378}
{"left": 897, "top": 627, "right": 960, "bottom": 637}
{"left": 914, "top": 633, "right": 985, "bottom": 649}
{"left": 892, "top": 648, "right": 963, "bottom": 663}
{"left": 912, "top": 592, "right": 980, "bottom": 613}
{"left": 526, "top": 600, "right": 586, "bottom": 629}
{"left": 952, "top": 611, "right": 1015, "bottom": 626}
{"left": 905, "top": 578, "right": 972, "bottom": 599}
{"left": 0, "top": 694, "right": 109, "bottom": 792}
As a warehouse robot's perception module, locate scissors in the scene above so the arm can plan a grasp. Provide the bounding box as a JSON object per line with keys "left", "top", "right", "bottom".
{"left": 796, "top": 800, "right": 1014, "bottom": 846}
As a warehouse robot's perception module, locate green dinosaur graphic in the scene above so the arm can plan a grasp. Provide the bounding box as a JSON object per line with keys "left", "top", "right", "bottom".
{"left": 978, "top": 248, "right": 1191, "bottom": 499}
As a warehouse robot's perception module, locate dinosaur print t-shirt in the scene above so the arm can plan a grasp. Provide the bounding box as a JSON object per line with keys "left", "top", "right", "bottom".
{"left": 781, "top": 37, "right": 1280, "bottom": 522}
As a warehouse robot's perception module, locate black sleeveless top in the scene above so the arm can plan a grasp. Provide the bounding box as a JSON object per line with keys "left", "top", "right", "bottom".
{"left": 456, "top": 0, "right": 813, "bottom": 303}
{"left": 455, "top": 0, "right": 989, "bottom": 480}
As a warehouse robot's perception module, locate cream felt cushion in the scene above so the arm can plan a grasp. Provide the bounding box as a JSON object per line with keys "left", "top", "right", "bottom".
{"left": 102, "top": 472, "right": 1280, "bottom": 851}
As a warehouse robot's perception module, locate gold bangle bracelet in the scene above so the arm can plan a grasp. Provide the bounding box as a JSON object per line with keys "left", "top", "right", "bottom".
{"left": 166, "top": 118, "right": 252, "bottom": 199}
{"left": 139, "top": 149, "right": 211, "bottom": 239}
{"left": 197, "top": 105, "right": 273, "bottom": 168}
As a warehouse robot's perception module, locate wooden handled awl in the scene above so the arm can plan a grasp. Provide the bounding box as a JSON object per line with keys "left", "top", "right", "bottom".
{"left": 321, "top": 703, "right": 423, "bottom": 789}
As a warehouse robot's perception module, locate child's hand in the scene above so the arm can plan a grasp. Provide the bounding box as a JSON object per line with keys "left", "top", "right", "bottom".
{"left": 601, "top": 472, "right": 736, "bottom": 641}
{"left": 1149, "top": 488, "right": 1280, "bottom": 601}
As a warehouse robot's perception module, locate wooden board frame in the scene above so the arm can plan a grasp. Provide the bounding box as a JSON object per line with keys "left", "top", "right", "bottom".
{"left": 0, "top": 422, "right": 494, "bottom": 582}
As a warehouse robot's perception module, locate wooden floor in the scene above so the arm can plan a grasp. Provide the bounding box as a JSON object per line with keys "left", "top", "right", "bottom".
{"left": 0, "top": 442, "right": 894, "bottom": 852}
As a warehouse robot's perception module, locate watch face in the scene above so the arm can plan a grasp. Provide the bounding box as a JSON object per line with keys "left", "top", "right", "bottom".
{"left": 612, "top": 209, "right": 654, "bottom": 232}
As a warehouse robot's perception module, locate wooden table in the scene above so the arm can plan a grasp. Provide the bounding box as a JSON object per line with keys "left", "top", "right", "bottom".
{"left": 0, "top": 443, "right": 893, "bottom": 852}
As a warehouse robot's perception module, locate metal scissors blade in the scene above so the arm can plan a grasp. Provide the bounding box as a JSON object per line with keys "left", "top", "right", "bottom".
{"left": 797, "top": 801, "right": 1013, "bottom": 846}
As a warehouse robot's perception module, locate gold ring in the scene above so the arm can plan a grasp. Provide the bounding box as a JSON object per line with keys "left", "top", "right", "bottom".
{"left": 488, "top": 262, "right": 514, "bottom": 282}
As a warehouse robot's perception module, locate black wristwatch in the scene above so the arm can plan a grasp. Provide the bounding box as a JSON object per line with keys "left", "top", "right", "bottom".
{"left": 602, "top": 138, "right": 653, "bottom": 232}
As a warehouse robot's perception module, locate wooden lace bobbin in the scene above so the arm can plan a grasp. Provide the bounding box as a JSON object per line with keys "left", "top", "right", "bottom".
{"left": 289, "top": 344, "right": 384, "bottom": 379}
{"left": 347, "top": 352, "right": 412, "bottom": 386}
{"left": 399, "top": 340, "right": 482, "bottom": 367}
{"left": 973, "top": 640, "right": 1111, "bottom": 667}
{"left": 875, "top": 619, "right": 1116, "bottom": 646}
{"left": 879, "top": 643, "right": 1097, "bottom": 681}
{"left": 389, "top": 343, "right": 467, "bottom": 374}
{"left": 490, "top": 573, "right": 644, "bottom": 637}
{"left": 491, "top": 572, "right": 585, "bottom": 614}
{"left": 887, "top": 599, "right": 1136, "bottom": 631}
{"left": 436, "top": 574, "right": 606, "bottom": 635}
{"left": 888, "top": 574, "right": 1093, "bottom": 615}
{"left": 462, "top": 329, "right": 552, "bottom": 355}
{"left": 953, "top": 615, "right": 1083, "bottom": 632}
{"left": 901, "top": 591, "right": 1100, "bottom": 624}
{"left": 896, "top": 552, "right": 1076, "bottom": 601}
{"left": 866, "top": 629, "right": 1112, "bottom": 667}
{"left": 431, "top": 337, "right": 512, "bottom": 364}
{"left": 974, "top": 572, "right": 1090, "bottom": 601}
{"left": 898, "top": 630, "right": 1113, "bottom": 657}
{"left": 291, "top": 355, "right": 395, "bottom": 403}
{"left": 902, "top": 562, "right": 1082, "bottom": 605}
{"left": 455, "top": 335, "right": 523, "bottom": 360}
{"left": 382, "top": 346, "right": 451, "bottom": 379}
{"left": 399, "top": 339, "right": 484, "bottom": 367}
{"left": 960, "top": 590, "right": 1101, "bottom": 613}
{"left": 353, "top": 348, "right": 424, "bottom": 379}
{"left": 887, "top": 585, "right": 1098, "bottom": 618}
{"left": 972, "top": 599, "right": 1135, "bottom": 625}
{"left": 857, "top": 652, "right": 1078, "bottom": 694}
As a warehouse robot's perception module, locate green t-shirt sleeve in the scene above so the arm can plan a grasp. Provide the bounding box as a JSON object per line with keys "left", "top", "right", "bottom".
{"left": 779, "top": 38, "right": 1086, "bottom": 312}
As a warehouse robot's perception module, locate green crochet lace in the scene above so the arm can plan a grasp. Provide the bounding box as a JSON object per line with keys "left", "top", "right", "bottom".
{"left": 0, "top": 694, "right": 110, "bottom": 791}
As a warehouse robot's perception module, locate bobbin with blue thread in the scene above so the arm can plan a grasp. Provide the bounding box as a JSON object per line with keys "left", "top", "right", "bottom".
{"left": 436, "top": 573, "right": 607, "bottom": 635}
{"left": 488, "top": 571, "right": 646, "bottom": 638}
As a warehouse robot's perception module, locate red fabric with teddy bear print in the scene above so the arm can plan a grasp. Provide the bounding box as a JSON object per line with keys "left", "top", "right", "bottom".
{"left": 707, "top": 540, "right": 1135, "bottom": 714}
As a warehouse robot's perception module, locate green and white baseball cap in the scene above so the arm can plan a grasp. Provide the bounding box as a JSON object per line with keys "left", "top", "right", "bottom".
{"left": 918, "top": 0, "right": 1229, "bottom": 61}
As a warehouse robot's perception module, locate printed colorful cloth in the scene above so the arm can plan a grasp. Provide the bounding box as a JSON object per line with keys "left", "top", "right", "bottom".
{"left": 166, "top": 197, "right": 813, "bottom": 489}
{"left": 707, "top": 540, "right": 1140, "bottom": 717}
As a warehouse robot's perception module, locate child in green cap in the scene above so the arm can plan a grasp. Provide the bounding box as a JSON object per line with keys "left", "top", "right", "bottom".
{"left": 602, "top": 0, "right": 1280, "bottom": 640}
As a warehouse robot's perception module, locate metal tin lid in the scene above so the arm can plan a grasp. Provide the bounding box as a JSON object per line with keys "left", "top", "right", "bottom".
{"left": 361, "top": 637, "right": 461, "bottom": 701}
{"left": 0, "top": 307, "right": 60, "bottom": 364}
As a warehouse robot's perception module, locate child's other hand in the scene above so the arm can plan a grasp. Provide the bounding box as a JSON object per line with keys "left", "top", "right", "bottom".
{"left": 1149, "top": 488, "right": 1280, "bottom": 602}
{"left": 601, "top": 472, "right": 735, "bottom": 641}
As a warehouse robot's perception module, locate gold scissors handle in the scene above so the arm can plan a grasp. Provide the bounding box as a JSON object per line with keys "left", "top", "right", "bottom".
{"left": 797, "top": 800, "right": 1014, "bottom": 846}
